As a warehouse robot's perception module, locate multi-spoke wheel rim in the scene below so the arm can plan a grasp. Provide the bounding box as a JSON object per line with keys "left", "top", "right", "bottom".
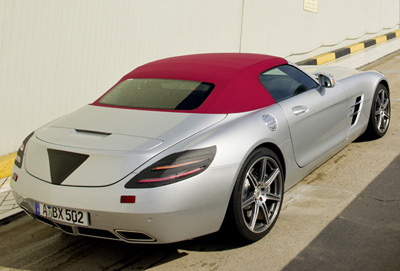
{"left": 241, "top": 156, "right": 283, "bottom": 233}
{"left": 375, "top": 88, "right": 390, "bottom": 133}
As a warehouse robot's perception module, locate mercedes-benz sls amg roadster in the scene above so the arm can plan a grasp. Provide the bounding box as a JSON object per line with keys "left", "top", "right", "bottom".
{"left": 11, "top": 53, "right": 390, "bottom": 244}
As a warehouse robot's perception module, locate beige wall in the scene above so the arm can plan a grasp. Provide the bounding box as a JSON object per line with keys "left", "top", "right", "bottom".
{"left": 242, "top": 0, "right": 400, "bottom": 61}
{"left": 0, "top": 0, "right": 399, "bottom": 155}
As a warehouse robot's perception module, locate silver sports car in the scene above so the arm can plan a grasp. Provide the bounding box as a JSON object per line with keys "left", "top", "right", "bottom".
{"left": 11, "top": 53, "right": 390, "bottom": 244}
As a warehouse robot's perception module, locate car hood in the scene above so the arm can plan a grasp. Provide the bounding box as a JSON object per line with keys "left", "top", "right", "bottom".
{"left": 25, "top": 105, "right": 226, "bottom": 187}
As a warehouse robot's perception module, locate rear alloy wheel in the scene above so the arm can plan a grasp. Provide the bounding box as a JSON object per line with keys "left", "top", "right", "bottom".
{"left": 366, "top": 84, "right": 390, "bottom": 138}
{"left": 227, "top": 148, "right": 283, "bottom": 243}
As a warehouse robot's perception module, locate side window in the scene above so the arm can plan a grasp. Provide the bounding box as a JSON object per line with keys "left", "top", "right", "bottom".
{"left": 259, "top": 65, "right": 319, "bottom": 102}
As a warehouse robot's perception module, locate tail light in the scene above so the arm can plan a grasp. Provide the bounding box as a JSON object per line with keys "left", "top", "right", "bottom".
{"left": 14, "top": 132, "right": 34, "bottom": 168}
{"left": 125, "top": 146, "right": 216, "bottom": 188}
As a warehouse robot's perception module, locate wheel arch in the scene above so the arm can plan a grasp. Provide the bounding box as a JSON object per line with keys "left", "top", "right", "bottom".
{"left": 252, "top": 142, "right": 286, "bottom": 182}
{"left": 222, "top": 141, "right": 286, "bottom": 242}
{"left": 378, "top": 79, "right": 390, "bottom": 94}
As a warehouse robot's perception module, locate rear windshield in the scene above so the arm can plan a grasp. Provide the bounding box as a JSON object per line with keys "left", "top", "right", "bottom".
{"left": 99, "top": 79, "right": 215, "bottom": 110}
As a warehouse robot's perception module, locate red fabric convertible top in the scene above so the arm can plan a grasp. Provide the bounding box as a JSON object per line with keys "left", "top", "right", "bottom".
{"left": 93, "top": 53, "right": 287, "bottom": 114}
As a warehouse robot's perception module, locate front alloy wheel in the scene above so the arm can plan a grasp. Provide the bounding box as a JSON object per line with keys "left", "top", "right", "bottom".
{"left": 227, "top": 148, "right": 283, "bottom": 243}
{"left": 366, "top": 84, "right": 390, "bottom": 138}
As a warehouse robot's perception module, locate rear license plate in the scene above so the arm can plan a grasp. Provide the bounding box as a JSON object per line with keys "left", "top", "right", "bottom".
{"left": 34, "top": 202, "right": 89, "bottom": 226}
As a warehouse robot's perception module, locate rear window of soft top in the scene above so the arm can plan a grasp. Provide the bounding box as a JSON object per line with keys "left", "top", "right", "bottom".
{"left": 99, "top": 79, "right": 214, "bottom": 110}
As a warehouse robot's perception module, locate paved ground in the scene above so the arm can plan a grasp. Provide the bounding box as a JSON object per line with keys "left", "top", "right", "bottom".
{"left": 0, "top": 43, "right": 399, "bottom": 271}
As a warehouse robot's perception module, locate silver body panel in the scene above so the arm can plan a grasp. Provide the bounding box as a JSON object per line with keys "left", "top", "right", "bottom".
{"left": 26, "top": 105, "right": 227, "bottom": 187}
{"left": 279, "top": 82, "right": 348, "bottom": 167}
{"left": 11, "top": 63, "right": 388, "bottom": 243}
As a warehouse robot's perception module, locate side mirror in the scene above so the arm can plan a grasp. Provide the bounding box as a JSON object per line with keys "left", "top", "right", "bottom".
{"left": 317, "top": 73, "right": 335, "bottom": 88}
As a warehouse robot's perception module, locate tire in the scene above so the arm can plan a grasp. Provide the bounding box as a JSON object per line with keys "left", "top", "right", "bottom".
{"left": 365, "top": 84, "right": 390, "bottom": 139}
{"left": 226, "top": 147, "right": 284, "bottom": 243}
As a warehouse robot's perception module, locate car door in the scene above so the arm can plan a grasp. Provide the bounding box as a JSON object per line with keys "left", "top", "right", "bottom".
{"left": 259, "top": 65, "right": 347, "bottom": 167}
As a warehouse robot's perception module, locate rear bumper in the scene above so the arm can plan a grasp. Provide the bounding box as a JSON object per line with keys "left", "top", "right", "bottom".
{"left": 11, "top": 164, "right": 238, "bottom": 244}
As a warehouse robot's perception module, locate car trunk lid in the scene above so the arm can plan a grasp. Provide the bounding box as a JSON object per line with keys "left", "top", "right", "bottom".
{"left": 25, "top": 105, "right": 226, "bottom": 187}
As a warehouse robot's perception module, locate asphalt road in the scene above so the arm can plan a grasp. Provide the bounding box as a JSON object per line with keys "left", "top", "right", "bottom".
{"left": 1, "top": 53, "right": 399, "bottom": 271}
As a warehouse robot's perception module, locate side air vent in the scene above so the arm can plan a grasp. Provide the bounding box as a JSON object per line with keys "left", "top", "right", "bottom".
{"left": 349, "top": 96, "right": 363, "bottom": 126}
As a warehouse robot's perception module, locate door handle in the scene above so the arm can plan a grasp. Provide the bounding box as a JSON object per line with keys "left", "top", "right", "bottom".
{"left": 292, "top": 105, "right": 309, "bottom": 115}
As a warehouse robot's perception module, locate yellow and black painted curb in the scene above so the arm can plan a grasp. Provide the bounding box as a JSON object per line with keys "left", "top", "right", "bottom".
{"left": 297, "top": 30, "right": 400, "bottom": 65}
{"left": 0, "top": 152, "right": 16, "bottom": 179}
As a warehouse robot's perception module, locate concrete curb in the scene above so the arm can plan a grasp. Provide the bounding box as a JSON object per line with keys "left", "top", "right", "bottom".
{"left": 297, "top": 30, "right": 400, "bottom": 65}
